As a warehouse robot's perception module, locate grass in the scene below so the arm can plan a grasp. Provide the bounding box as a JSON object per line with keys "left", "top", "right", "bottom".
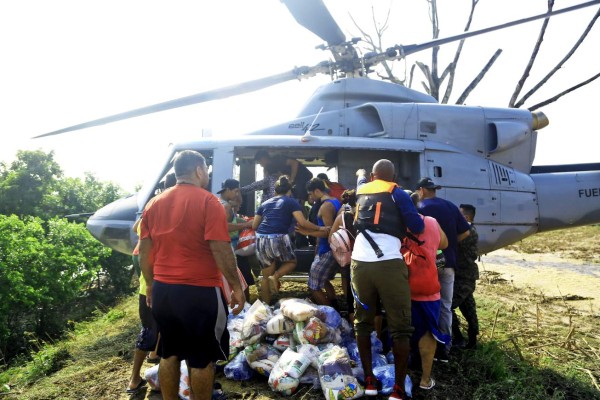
{"left": 1, "top": 225, "right": 599, "bottom": 399}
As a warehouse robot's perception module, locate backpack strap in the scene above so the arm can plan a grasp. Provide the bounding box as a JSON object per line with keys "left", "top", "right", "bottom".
{"left": 356, "top": 224, "right": 384, "bottom": 258}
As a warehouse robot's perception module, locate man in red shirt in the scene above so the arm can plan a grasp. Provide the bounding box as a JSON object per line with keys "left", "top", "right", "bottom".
{"left": 140, "top": 150, "right": 244, "bottom": 400}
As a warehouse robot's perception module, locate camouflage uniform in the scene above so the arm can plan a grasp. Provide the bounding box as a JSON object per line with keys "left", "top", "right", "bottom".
{"left": 452, "top": 224, "right": 479, "bottom": 347}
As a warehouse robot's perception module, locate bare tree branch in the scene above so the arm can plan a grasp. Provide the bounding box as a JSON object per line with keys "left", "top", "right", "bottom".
{"left": 515, "top": 5, "right": 600, "bottom": 108}
{"left": 528, "top": 71, "right": 600, "bottom": 111}
{"left": 349, "top": 6, "right": 403, "bottom": 84}
{"left": 442, "top": 0, "right": 479, "bottom": 104}
{"left": 510, "top": 0, "right": 554, "bottom": 107}
{"left": 455, "top": 49, "right": 503, "bottom": 104}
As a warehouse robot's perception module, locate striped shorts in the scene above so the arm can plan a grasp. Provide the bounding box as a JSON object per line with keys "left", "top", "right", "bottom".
{"left": 255, "top": 233, "right": 296, "bottom": 268}
{"left": 308, "top": 250, "right": 337, "bottom": 290}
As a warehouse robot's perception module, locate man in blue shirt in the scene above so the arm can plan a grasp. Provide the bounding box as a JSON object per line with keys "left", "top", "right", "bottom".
{"left": 416, "top": 177, "right": 470, "bottom": 362}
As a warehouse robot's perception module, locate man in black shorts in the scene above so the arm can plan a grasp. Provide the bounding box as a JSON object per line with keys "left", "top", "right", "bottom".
{"left": 140, "top": 150, "right": 244, "bottom": 400}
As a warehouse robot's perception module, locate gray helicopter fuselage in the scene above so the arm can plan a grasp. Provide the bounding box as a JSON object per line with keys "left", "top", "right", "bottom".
{"left": 86, "top": 78, "right": 600, "bottom": 257}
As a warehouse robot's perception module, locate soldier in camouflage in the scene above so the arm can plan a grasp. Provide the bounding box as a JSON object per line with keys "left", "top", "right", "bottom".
{"left": 452, "top": 204, "right": 479, "bottom": 349}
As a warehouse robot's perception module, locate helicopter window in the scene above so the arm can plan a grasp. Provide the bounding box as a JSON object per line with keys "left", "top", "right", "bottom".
{"left": 434, "top": 166, "right": 442, "bottom": 178}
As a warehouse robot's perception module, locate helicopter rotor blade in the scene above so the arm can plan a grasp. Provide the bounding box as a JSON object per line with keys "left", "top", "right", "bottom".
{"left": 281, "top": 0, "right": 346, "bottom": 46}
{"left": 34, "top": 66, "right": 322, "bottom": 138}
{"left": 366, "top": 0, "right": 600, "bottom": 65}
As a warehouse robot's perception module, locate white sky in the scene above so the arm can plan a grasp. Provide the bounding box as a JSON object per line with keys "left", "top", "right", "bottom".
{"left": 1, "top": 0, "right": 598, "bottom": 192}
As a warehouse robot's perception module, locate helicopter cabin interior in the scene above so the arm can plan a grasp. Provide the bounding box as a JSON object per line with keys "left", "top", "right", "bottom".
{"left": 150, "top": 145, "right": 422, "bottom": 217}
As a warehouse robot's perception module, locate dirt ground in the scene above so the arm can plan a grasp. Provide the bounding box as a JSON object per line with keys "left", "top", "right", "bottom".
{"left": 125, "top": 243, "right": 600, "bottom": 400}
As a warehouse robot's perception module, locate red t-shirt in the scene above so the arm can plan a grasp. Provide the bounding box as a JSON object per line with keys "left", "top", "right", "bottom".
{"left": 140, "top": 184, "right": 230, "bottom": 287}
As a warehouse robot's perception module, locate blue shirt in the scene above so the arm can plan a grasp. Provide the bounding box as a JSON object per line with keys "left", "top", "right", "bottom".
{"left": 317, "top": 198, "right": 342, "bottom": 255}
{"left": 419, "top": 197, "right": 470, "bottom": 269}
{"left": 256, "top": 195, "right": 302, "bottom": 235}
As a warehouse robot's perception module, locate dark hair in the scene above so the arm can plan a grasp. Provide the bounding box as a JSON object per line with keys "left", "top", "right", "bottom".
{"left": 316, "top": 173, "right": 329, "bottom": 181}
{"left": 306, "top": 177, "right": 327, "bottom": 193}
{"left": 275, "top": 175, "right": 292, "bottom": 194}
{"left": 341, "top": 189, "right": 357, "bottom": 207}
{"left": 460, "top": 204, "right": 476, "bottom": 218}
{"left": 174, "top": 150, "right": 206, "bottom": 178}
{"left": 165, "top": 172, "right": 177, "bottom": 189}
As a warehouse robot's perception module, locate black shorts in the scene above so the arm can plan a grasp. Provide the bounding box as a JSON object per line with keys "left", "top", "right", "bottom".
{"left": 236, "top": 255, "right": 255, "bottom": 286}
{"left": 151, "top": 281, "right": 229, "bottom": 368}
{"left": 136, "top": 295, "right": 158, "bottom": 351}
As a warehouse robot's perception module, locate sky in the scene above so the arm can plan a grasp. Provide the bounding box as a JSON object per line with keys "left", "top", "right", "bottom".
{"left": 1, "top": 0, "right": 598, "bottom": 192}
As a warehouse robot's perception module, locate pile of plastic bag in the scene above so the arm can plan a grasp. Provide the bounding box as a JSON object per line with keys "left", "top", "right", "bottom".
{"left": 220, "top": 298, "right": 412, "bottom": 399}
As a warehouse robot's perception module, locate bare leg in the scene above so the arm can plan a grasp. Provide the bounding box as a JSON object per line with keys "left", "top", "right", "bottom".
{"left": 272, "top": 260, "right": 297, "bottom": 280}
{"left": 392, "top": 336, "right": 410, "bottom": 391}
{"left": 418, "top": 332, "right": 436, "bottom": 387}
{"left": 158, "top": 356, "right": 181, "bottom": 400}
{"left": 127, "top": 348, "right": 147, "bottom": 390}
{"left": 311, "top": 288, "right": 331, "bottom": 306}
{"left": 260, "top": 263, "right": 276, "bottom": 304}
{"left": 324, "top": 281, "right": 337, "bottom": 303}
{"left": 189, "top": 364, "right": 215, "bottom": 400}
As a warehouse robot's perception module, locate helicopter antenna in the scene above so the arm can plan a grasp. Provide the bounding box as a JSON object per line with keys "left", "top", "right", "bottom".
{"left": 301, "top": 106, "right": 323, "bottom": 143}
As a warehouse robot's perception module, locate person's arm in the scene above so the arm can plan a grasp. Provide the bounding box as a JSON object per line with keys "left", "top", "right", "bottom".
{"left": 394, "top": 188, "right": 424, "bottom": 234}
{"left": 287, "top": 158, "right": 300, "bottom": 183}
{"left": 328, "top": 212, "right": 344, "bottom": 240}
{"left": 228, "top": 220, "right": 252, "bottom": 232}
{"left": 209, "top": 240, "right": 245, "bottom": 315}
{"left": 293, "top": 210, "right": 325, "bottom": 232}
{"left": 458, "top": 229, "right": 470, "bottom": 242}
{"left": 438, "top": 225, "right": 448, "bottom": 250}
{"left": 298, "top": 201, "right": 335, "bottom": 238}
{"left": 240, "top": 177, "right": 268, "bottom": 194}
{"left": 139, "top": 237, "right": 154, "bottom": 307}
{"left": 252, "top": 214, "right": 262, "bottom": 231}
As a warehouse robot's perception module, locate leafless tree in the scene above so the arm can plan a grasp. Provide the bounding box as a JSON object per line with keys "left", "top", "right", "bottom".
{"left": 350, "top": 0, "right": 600, "bottom": 110}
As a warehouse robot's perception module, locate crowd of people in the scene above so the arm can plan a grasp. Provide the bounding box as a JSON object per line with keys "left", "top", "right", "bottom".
{"left": 127, "top": 150, "right": 480, "bottom": 400}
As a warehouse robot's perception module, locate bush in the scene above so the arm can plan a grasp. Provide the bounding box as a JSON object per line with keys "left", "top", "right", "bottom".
{"left": 0, "top": 215, "right": 130, "bottom": 362}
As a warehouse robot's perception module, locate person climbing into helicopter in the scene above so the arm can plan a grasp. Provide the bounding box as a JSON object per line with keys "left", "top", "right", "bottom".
{"left": 252, "top": 175, "right": 325, "bottom": 304}
{"left": 253, "top": 150, "right": 313, "bottom": 204}
{"left": 295, "top": 178, "right": 341, "bottom": 308}
{"left": 415, "top": 177, "right": 470, "bottom": 363}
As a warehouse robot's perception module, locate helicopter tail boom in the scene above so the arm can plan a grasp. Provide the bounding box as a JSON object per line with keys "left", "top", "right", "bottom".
{"left": 532, "top": 166, "right": 600, "bottom": 232}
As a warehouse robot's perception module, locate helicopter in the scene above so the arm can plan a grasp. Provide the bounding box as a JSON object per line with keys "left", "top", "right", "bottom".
{"left": 35, "top": 0, "right": 600, "bottom": 261}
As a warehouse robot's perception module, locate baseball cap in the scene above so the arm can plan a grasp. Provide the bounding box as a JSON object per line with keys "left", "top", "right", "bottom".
{"left": 415, "top": 177, "right": 441, "bottom": 190}
{"left": 217, "top": 178, "right": 240, "bottom": 194}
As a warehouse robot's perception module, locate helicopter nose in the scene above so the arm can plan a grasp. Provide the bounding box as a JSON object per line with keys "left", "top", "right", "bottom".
{"left": 86, "top": 193, "right": 139, "bottom": 255}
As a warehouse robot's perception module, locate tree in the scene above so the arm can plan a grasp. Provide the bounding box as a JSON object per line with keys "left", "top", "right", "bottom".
{"left": 0, "top": 150, "right": 124, "bottom": 219}
{"left": 0, "top": 150, "right": 62, "bottom": 218}
{"left": 351, "top": 0, "right": 600, "bottom": 109}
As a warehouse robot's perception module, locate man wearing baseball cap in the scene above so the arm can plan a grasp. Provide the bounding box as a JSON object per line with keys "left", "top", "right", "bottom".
{"left": 415, "top": 177, "right": 470, "bottom": 363}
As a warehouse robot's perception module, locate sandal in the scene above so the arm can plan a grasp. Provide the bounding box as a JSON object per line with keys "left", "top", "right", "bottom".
{"left": 419, "top": 378, "right": 435, "bottom": 390}
{"left": 146, "top": 356, "right": 160, "bottom": 364}
{"left": 126, "top": 378, "right": 147, "bottom": 394}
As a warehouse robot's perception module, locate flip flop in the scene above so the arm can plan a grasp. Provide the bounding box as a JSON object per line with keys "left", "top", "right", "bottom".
{"left": 126, "top": 378, "right": 147, "bottom": 394}
{"left": 419, "top": 378, "right": 435, "bottom": 390}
